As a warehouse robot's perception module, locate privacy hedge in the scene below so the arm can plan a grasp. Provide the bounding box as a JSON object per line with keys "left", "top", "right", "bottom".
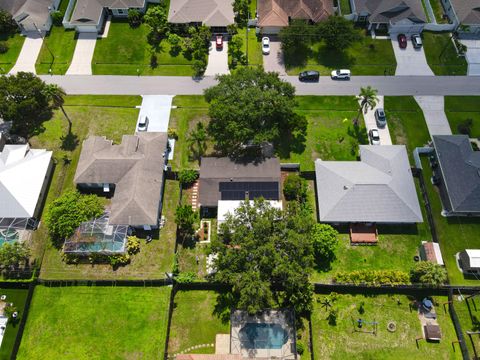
{"left": 333, "top": 270, "right": 410, "bottom": 285}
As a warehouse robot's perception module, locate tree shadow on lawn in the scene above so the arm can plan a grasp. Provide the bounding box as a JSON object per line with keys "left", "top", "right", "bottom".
{"left": 313, "top": 46, "right": 356, "bottom": 69}
{"left": 274, "top": 131, "right": 306, "bottom": 159}
{"left": 376, "top": 223, "right": 420, "bottom": 236}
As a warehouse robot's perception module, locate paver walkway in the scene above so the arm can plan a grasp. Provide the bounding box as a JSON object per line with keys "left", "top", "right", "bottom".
{"left": 391, "top": 35, "right": 434, "bottom": 76}
{"left": 460, "top": 39, "right": 480, "bottom": 76}
{"left": 136, "top": 95, "right": 173, "bottom": 132}
{"left": 66, "top": 33, "right": 97, "bottom": 75}
{"left": 204, "top": 40, "right": 229, "bottom": 76}
{"left": 9, "top": 32, "right": 43, "bottom": 74}
{"left": 414, "top": 96, "right": 452, "bottom": 136}
{"left": 263, "top": 40, "right": 286, "bottom": 75}
{"left": 360, "top": 95, "right": 392, "bottom": 145}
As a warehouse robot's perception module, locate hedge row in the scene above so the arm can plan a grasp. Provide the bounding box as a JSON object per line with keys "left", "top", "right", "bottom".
{"left": 333, "top": 270, "right": 410, "bottom": 285}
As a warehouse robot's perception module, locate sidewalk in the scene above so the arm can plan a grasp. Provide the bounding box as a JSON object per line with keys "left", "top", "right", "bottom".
{"left": 66, "top": 33, "right": 97, "bottom": 75}
{"left": 414, "top": 96, "right": 452, "bottom": 136}
{"left": 9, "top": 32, "right": 44, "bottom": 74}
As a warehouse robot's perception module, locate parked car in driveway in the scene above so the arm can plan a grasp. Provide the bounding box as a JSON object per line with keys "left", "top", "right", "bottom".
{"left": 397, "top": 34, "right": 407, "bottom": 49}
{"left": 375, "top": 108, "right": 387, "bottom": 128}
{"left": 411, "top": 34, "right": 423, "bottom": 49}
{"left": 137, "top": 116, "right": 149, "bottom": 132}
{"left": 216, "top": 35, "right": 223, "bottom": 50}
{"left": 369, "top": 129, "right": 381, "bottom": 145}
{"left": 299, "top": 70, "right": 319, "bottom": 82}
{"left": 331, "top": 69, "right": 350, "bottom": 80}
{"left": 262, "top": 37, "right": 270, "bottom": 55}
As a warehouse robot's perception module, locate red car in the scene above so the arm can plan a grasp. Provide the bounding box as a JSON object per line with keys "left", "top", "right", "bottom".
{"left": 397, "top": 33, "right": 407, "bottom": 49}
{"left": 216, "top": 35, "right": 223, "bottom": 50}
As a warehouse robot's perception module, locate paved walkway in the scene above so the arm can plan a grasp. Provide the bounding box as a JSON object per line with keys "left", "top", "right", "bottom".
{"left": 136, "top": 95, "right": 173, "bottom": 132}
{"left": 263, "top": 40, "right": 286, "bottom": 75}
{"left": 391, "top": 35, "right": 434, "bottom": 76}
{"left": 360, "top": 96, "right": 392, "bottom": 145}
{"left": 460, "top": 39, "right": 480, "bottom": 76}
{"left": 9, "top": 32, "right": 43, "bottom": 74}
{"left": 204, "top": 40, "right": 229, "bottom": 76}
{"left": 414, "top": 96, "right": 452, "bottom": 136}
{"left": 66, "top": 33, "right": 97, "bottom": 75}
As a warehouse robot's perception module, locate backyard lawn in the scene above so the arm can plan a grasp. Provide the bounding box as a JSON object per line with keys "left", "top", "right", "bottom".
{"left": 285, "top": 30, "right": 397, "bottom": 76}
{"left": 453, "top": 290, "right": 480, "bottom": 358}
{"left": 93, "top": 21, "right": 195, "bottom": 76}
{"left": 17, "top": 286, "right": 171, "bottom": 360}
{"left": 445, "top": 96, "right": 480, "bottom": 138}
{"left": 0, "top": 287, "right": 29, "bottom": 360}
{"left": 429, "top": 0, "right": 450, "bottom": 24}
{"left": 35, "top": 26, "right": 77, "bottom": 75}
{"left": 311, "top": 293, "right": 462, "bottom": 359}
{"left": 423, "top": 32, "right": 467, "bottom": 75}
{"left": 421, "top": 157, "right": 480, "bottom": 285}
{"left": 0, "top": 32, "right": 25, "bottom": 74}
{"left": 168, "top": 291, "right": 230, "bottom": 355}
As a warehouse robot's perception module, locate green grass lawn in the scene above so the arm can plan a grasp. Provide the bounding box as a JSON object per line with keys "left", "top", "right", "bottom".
{"left": 0, "top": 32, "right": 25, "bottom": 74}
{"left": 17, "top": 286, "right": 170, "bottom": 360}
{"left": 35, "top": 25, "right": 77, "bottom": 75}
{"left": 0, "top": 288, "right": 29, "bottom": 360}
{"left": 423, "top": 32, "right": 467, "bottom": 75}
{"left": 445, "top": 96, "right": 480, "bottom": 138}
{"left": 453, "top": 291, "right": 480, "bottom": 357}
{"left": 229, "top": 29, "right": 263, "bottom": 69}
{"left": 311, "top": 293, "right": 461, "bottom": 359}
{"left": 420, "top": 157, "right": 480, "bottom": 285}
{"left": 168, "top": 291, "right": 230, "bottom": 355}
{"left": 93, "top": 20, "right": 195, "bottom": 76}
{"left": 429, "top": 0, "right": 450, "bottom": 24}
{"left": 339, "top": 0, "right": 352, "bottom": 14}
{"left": 249, "top": 0, "right": 256, "bottom": 17}
{"left": 285, "top": 30, "right": 397, "bottom": 76}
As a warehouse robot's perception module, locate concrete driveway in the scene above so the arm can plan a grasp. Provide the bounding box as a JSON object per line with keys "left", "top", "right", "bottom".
{"left": 460, "top": 39, "right": 480, "bottom": 76}
{"left": 414, "top": 96, "right": 452, "bottom": 136}
{"left": 391, "top": 35, "right": 434, "bottom": 76}
{"left": 66, "top": 33, "right": 97, "bottom": 75}
{"left": 361, "top": 96, "right": 392, "bottom": 145}
{"left": 204, "top": 40, "right": 229, "bottom": 76}
{"left": 136, "top": 95, "right": 174, "bottom": 133}
{"left": 263, "top": 40, "right": 286, "bottom": 75}
{"left": 9, "top": 32, "right": 43, "bottom": 74}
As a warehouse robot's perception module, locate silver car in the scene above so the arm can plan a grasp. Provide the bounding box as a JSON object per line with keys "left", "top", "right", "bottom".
{"left": 375, "top": 108, "right": 387, "bottom": 128}
{"left": 137, "top": 116, "right": 149, "bottom": 132}
{"left": 369, "top": 129, "right": 381, "bottom": 145}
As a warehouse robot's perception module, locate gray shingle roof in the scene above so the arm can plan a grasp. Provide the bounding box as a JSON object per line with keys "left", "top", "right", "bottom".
{"left": 74, "top": 132, "right": 168, "bottom": 226}
{"left": 168, "top": 0, "right": 234, "bottom": 26}
{"left": 315, "top": 145, "right": 423, "bottom": 223}
{"left": 353, "top": 0, "right": 426, "bottom": 25}
{"left": 199, "top": 157, "right": 281, "bottom": 207}
{"left": 0, "top": 0, "right": 55, "bottom": 28}
{"left": 70, "top": 0, "right": 145, "bottom": 25}
{"left": 432, "top": 135, "right": 480, "bottom": 214}
{"left": 449, "top": 0, "right": 480, "bottom": 25}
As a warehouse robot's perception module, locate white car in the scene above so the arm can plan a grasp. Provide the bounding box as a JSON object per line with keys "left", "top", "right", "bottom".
{"left": 369, "top": 129, "right": 381, "bottom": 145}
{"left": 137, "top": 116, "right": 149, "bottom": 132}
{"left": 331, "top": 69, "right": 351, "bottom": 80}
{"left": 262, "top": 37, "right": 270, "bottom": 55}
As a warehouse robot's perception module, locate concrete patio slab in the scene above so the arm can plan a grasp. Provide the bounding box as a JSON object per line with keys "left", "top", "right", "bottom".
{"left": 414, "top": 96, "right": 452, "bottom": 136}
{"left": 66, "top": 33, "right": 97, "bottom": 75}
{"left": 204, "top": 40, "right": 229, "bottom": 76}
{"left": 136, "top": 95, "right": 174, "bottom": 133}
{"left": 361, "top": 95, "right": 392, "bottom": 145}
{"left": 9, "top": 32, "right": 43, "bottom": 74}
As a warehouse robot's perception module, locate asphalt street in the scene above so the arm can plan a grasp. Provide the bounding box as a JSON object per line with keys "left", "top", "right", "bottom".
{"left": 40, "top": 75, "right": 480, "bottom": 96}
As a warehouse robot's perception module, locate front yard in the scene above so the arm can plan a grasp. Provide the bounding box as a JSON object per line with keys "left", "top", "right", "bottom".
{"left": 35, "top": 26, "right": 77, "bottom": 75}
{"left": 93, "top": 21, "right": 195, "bottom": 76}
{"left": 17, "top": 286, "right": 171, "bottom": 360}
{"left": 445, "top": 96, "right": 480, "bottom": 138}
{"left": 230, "top": 28, "right": 263, "bottom": 68}
{"left": 285, "top": 29, "right": 397, "bottom": 76}
{"left": 0, "top": 32, "right": 25, "bottom": 74}
{"left": 311, "top": 293, "right": 461, "bottom": 359}
{"left": 423, "top": 32, "right": 467, "bottom": 75}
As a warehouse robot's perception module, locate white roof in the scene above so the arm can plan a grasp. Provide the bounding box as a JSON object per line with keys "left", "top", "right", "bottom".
{"left": 217, "top": 200, "right": 283, "bottom": 222}
{"left": 466, "top": 249, "right": 480, "bottom": 268}
{"left": 432, "top": 242, "right": 444, "bottom": 266}
{"left": 0, "top": 144, "right": 52, "bottom": 218}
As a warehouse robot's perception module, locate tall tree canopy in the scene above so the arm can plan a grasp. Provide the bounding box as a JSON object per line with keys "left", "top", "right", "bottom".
{"left": 280, "top": 20, "right": 313, "bottom": 67}
{"left": 204, "top": 67, "right": 306, "bottom": 155}
{"left": 316, "top": 15, "right": 360, "bottom": 51}
{"left": 211, "top": 200, "right": 315, "bottom": 315}
{"left": 0, "top": 72, "right": 52, "bottom": 138}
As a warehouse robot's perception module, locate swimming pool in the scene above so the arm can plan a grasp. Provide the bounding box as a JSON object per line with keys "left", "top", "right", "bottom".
{"left": 238, "top": 323, "right": 288, "bottom": 349}
{"left": 0, "top": 229, "right": 19, "bottom": 247}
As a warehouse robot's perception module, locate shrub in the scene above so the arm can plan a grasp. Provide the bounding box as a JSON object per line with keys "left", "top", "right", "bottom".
{"left": 0, "top": 9, "right": 17, "bottom": 34}
{"left": 296, "top": 341, "right": 305, "bottom": 355}
{"left": 150, "top": 54, "right": 158, "bottom": 68}
{"left": 327, "top": 308, "right": 338, "bottom": 326}
{"left": 168, "top": 128, "right": 178, "bottom": 140}
{"left": 51, "top": 11, "right": 64, "bottom": 26}
{"left": 192, "top": 58, "right": 207, "bottom": 76}
{"left": 62, "top": 253, "right": 79, "bottom": 264}
{"left": 333, "top": 270, "right": 410, "bottom": 285}
{"left": 128, "top": 9, "right": 142, "bottom": 28}
{"left": 168, "top": 33, "right": 183, "bottom": 54}
{"left": 312, "top": 224, "right": 338, "bottom": 271}
{"left": 109, "top": 254, "right": 131, "bottom": 268}
{"left": 457, "top": 118, "right": 473, "bottom": 136}
{"left": 175, "top": 271, "right": 197, "bottom": 283}
{"left": 0, "top": 42, "right": 8, "bottom": 54}
{"left": 410, "top": 261, "right": 447, "bottom": 286}
{"left": 127, "top": 236, "right": 141, "bottom": 255}
{"left": 283, "top": 173, "right": 308, "bottom": 202}
{"left": 178, "top": 169, "right": 198, "bottom": 185}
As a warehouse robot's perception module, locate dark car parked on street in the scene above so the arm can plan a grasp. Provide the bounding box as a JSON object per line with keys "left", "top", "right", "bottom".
{"left": 299, "top": 70, "right": 320, "bottom": 82}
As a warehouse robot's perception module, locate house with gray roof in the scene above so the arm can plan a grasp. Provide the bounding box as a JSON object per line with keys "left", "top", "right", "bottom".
{"left": 168, "top": 0, "right": 234, "bottom": 31}
{"left": 74, "top": 132, "right": 169, "bottom": 228}
{"left": 63, "top": 0, "right": 157, "bottom": 33}
{"left": 431, "top": 135, "right": 480, "bottom": 216}
{"left": 350, "top": 0, "right": 427, "bottom": 34}
{"left": 441, "top": 0, "right": 480, "bottom": 35}
{"left": 0, "top": 0, "right": 60, "bottom": 32}
{"left": 314, "top": 145, "right": 423, "bottom": 223}
{"left": 199, "top": 157, "right": 281, "bottom": 209}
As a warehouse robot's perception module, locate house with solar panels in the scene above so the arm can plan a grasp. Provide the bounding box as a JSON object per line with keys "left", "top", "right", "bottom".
{"left": 198, "top": 157, "right": 282, "bottom": 220}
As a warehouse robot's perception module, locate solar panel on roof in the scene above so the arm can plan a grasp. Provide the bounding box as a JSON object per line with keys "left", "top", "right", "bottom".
{"left": 219, "top": 181, "right": 279, "bottom": 200}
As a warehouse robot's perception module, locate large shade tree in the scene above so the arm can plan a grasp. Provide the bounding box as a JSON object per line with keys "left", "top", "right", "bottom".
{"left": 204, "top": 67, "right": 307, "bottom": 155}
{"left": 211, "top": 200, "right": 315, "bottom": 316}
{"left": 316, "top": 15, "right": 360, "bottom": 51}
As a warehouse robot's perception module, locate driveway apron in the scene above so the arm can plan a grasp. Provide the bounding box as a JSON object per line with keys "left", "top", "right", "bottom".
{"left": 136, "top": 95, "right": 173, "bottom": 133}
{"left": 66, "top": 33, "right": 97, "bottom": 75}
{"left": 204, "top": 40, "right": 229, "bottom": 76}
{"left": 391, "top": 34, "right": 434, "bottom": 76}
{"left": 414, "top": 96, "right": 452, "bottom": 136}
{"left": 262, "top": 40, "right": 286, "bottom": 75}
{"left": 360, "top": 96, "right": 392, "bottom": 145}
{"left": 9, "top": 32, "right": 43, "bottom": 74}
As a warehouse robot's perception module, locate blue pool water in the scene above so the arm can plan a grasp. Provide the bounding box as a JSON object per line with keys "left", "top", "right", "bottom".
{"left": 0, "top": 229, "right": 19, "bottom": 247}
{"left": 239, "top": 323, "right": 288, "bottom": 349}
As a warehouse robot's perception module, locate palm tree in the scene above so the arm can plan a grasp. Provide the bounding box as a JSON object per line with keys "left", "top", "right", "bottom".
{"left": 355, "top": 86, "right": 378, "bottom": 126}
{"left": 43, "top": 84, "right": 71, "bottom": 133}
{"left": 187, "top": 122, "right": 207, "bottom": 163}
